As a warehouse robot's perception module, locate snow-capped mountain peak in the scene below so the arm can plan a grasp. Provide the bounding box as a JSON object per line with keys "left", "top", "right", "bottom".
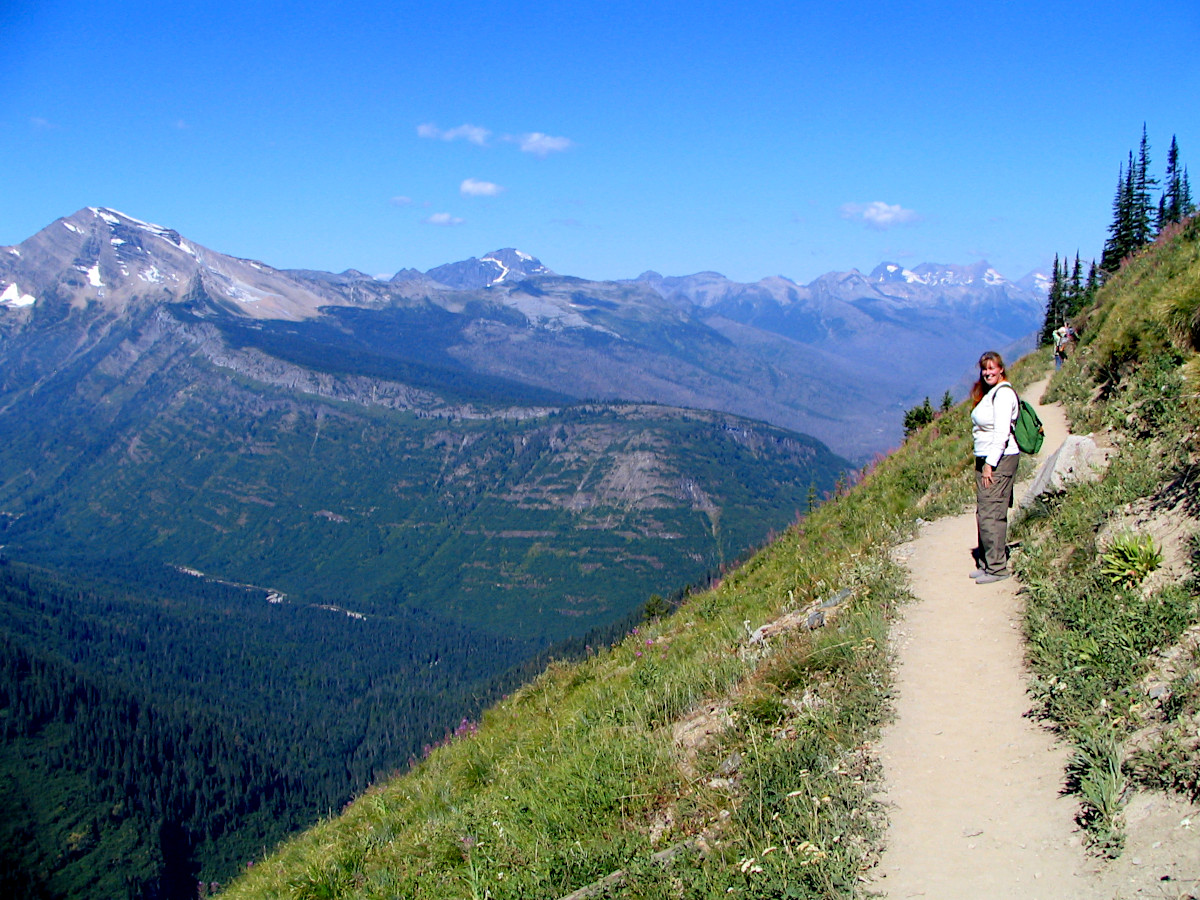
{"left": 869, "top": 260, "right": 1010, "bottom": 288}
{"left": 0, "top": 207, "right": 352, "bottom": 320}
{"left": 425, "top": 249, "right": 555, "bottom": 290}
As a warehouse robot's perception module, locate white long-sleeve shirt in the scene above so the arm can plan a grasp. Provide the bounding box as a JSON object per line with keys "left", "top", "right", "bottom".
{"left": 971, "top": 382, "right": 1020, "bottom": 466}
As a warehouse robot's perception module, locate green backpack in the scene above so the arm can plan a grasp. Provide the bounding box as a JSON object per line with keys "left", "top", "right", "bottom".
{"left": 1006, "top": 386, "right": 1045, "bottom": 454}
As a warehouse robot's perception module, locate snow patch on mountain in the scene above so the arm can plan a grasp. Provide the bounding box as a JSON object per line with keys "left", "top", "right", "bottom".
{"left": 88, "top": 207, "right": 201, "bottom": 261}
{"left": 426, "top": 249, "right": 554, "bottom": 290}
{"left": 1, "top": 282, "right": 36, "bottom": 307}
{"left": 483, "top": 256, "right": 511, "bottom": 285}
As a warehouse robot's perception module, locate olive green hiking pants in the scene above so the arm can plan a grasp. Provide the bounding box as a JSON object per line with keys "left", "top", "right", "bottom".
{"left": 975, "top": 453, "right": 1019, "bottom": 575}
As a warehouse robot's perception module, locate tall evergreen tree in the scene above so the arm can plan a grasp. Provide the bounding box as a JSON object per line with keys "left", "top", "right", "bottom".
{"left": 1131, "top": 125, "right": 1159, "bottom": 248}
{"left": 1084, "top": 260, "right": 1099, "bottom": 303}
{"left": 1065, "top": 252, "right": 1086, "bottom": 319}
{"left": 1158, "top": 135, "right": 1196, "bottom": 228}
{"left": 1101, "top": 157, "right": 1134, "bottom": 274}
{"left": 1101, "top": 130, "right": 1165, "bottom": 275}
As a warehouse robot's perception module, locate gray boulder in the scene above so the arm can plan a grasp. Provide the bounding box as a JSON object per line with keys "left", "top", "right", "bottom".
{"left": 1020, "top": 434, "right": 1114, "bottom": 507}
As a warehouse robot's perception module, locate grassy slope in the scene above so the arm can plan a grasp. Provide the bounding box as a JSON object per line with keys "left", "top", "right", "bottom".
{"left": 219, "top": 217, "right": 1199, "bottom": 899}
{"left": 1019, "top": 214, "right": 1200, "bottom": 854}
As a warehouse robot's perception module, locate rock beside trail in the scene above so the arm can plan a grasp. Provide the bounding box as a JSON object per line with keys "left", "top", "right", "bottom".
{"left": 1020, "top": 433, "right": 1114, "bottom": 508}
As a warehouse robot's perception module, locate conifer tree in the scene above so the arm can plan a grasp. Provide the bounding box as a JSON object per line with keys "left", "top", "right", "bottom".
{"left": 1101, "top": 130, "right": 1163, "bottom": 275}
{"left": 1065, "top": 252, "right": 1087, "bottom": 319}
{"left": 902, "top": 396, "right": 935, "bottom": 437}
{"left": 1158, "top": 135, "right": 1196, "bottom": 228}
{"left": 1101, "top": 158, "right": 1134, "bottom": 274}
{"left": 1083, "top": 260, "right": 1099, "bottom": 305}
{"left": 1131, "top": 125, "right": 1159, "bottom": 248}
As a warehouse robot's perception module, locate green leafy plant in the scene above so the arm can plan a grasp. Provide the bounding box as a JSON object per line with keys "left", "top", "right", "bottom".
{"left": 1100, "top": 532, "right": 1163, "bottom": 589}
{"left": 1069, "top": 725, "right": 1127, "bottom": 856}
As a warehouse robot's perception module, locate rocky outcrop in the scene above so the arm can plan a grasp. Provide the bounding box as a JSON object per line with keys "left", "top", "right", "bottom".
{"left": 1019, "top": 433, "right": 1115, "bottom": 507}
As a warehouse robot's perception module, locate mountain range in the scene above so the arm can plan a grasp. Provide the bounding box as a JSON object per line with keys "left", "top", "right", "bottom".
{"left": 2, "top": 208, "right": 1047, "bottom": 461}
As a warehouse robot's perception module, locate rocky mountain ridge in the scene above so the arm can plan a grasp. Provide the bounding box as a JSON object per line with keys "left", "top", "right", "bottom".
{"left": 1, "top": 207, "right": 1047, "bottom": 459}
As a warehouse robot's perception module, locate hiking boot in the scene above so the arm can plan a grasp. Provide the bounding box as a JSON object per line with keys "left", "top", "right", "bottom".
{"left": 969, "top": 568, "right": 985, "bottom": 579}
{"left": 975, "top": 572, "right": 1010, "bottom": 585}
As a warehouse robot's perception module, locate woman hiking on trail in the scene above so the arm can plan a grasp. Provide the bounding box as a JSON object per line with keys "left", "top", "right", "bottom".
{"left": 970, "top": 351, "right": 1019, "bottom": 584}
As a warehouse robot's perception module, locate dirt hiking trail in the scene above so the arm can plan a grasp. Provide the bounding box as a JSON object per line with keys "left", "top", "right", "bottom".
{"left": 871, "top": 376, "right": 1200, "bottom": 899}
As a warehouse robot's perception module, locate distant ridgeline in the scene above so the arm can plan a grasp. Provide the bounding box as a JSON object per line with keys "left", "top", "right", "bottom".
{"left": 0, "top": 211, "right": 851, "bottom": 896}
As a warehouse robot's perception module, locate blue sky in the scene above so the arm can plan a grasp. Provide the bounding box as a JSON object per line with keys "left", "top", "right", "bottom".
{"left": 3, "top": 0, "right": 1199, "bottom": 284}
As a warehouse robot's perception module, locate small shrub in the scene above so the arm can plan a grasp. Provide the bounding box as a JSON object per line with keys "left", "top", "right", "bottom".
{"left": 736, "top": 691, "right": 788, "bottom": 726}
{"left": 1128, "top": 725, "right": 1200, "bottom": 802}
{"left": 902, "top": 397, "right": 935, "bottom": 437}
{"left": 1100, "top": 532, "right": 1163, "bottom": 589}
{"left": 1067, "top": 725, "right": 1127, "bottom": 855}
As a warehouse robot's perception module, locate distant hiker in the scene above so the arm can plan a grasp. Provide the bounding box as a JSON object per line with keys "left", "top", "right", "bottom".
{"left": 1052, "top": 324, "right": 1075, "bottom": 370}
{"left": 970, "top": 351, "right": 1019, "bottom": 584}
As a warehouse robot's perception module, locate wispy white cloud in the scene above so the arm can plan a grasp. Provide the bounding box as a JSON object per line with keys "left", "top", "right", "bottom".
{"left": 390, "top": 196, "right": 414, "bottom": 207}
{"left": 418, "top": 122, "right": 574, "bottom": 158}
{"left": 460, "top": 178, "right": 504, "bottom": 197}
{"left": 417, "top": 123, "right": 491, "bottom": 146}
{"left": 423, "top": 212, "right": 464, "bottom": 226}
{"left": 840, "top": 201, "right": 920, "bottom": 230}
{"left": 30, "top": 117, "right": 58, "bottom": 131}
{"left": 513, "top": 132, "right": 574, "bottom": 157}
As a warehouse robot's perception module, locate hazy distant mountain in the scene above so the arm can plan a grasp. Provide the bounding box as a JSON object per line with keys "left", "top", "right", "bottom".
{"left": 630, "top": 260, "right": 1045, "bottom": 441}
{"left": 634, "top": 259, "right": 1045, "bottom": 341}
{"left": 1, "top": 208, "right": 1047, "bottom": 461}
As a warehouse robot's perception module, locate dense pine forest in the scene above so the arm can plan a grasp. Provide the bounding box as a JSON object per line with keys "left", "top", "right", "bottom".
{"left": 0, "top": 556, "right": 552, "bottom": 898}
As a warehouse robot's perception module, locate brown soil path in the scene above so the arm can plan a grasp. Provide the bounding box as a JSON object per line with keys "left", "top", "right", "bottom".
{"left": 871, "top": 377, "right": 1094, "bottom": 898}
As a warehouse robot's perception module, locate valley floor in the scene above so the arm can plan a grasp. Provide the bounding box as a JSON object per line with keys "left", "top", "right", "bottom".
{"left": 870, "top": 377, "right": 1200, "bottom": 899}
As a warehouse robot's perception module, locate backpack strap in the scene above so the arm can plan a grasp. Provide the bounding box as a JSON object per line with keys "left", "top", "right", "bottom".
{"left": 997, "top": 383, "right": 1020, "bottom": 447}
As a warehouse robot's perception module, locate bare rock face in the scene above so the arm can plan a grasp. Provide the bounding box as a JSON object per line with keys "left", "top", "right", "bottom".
{"left": 1019, "top": 433, "right": 1115, "bottom": 507}
{"left": 0, "top": 207, "right": 362, "bottom": 321}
